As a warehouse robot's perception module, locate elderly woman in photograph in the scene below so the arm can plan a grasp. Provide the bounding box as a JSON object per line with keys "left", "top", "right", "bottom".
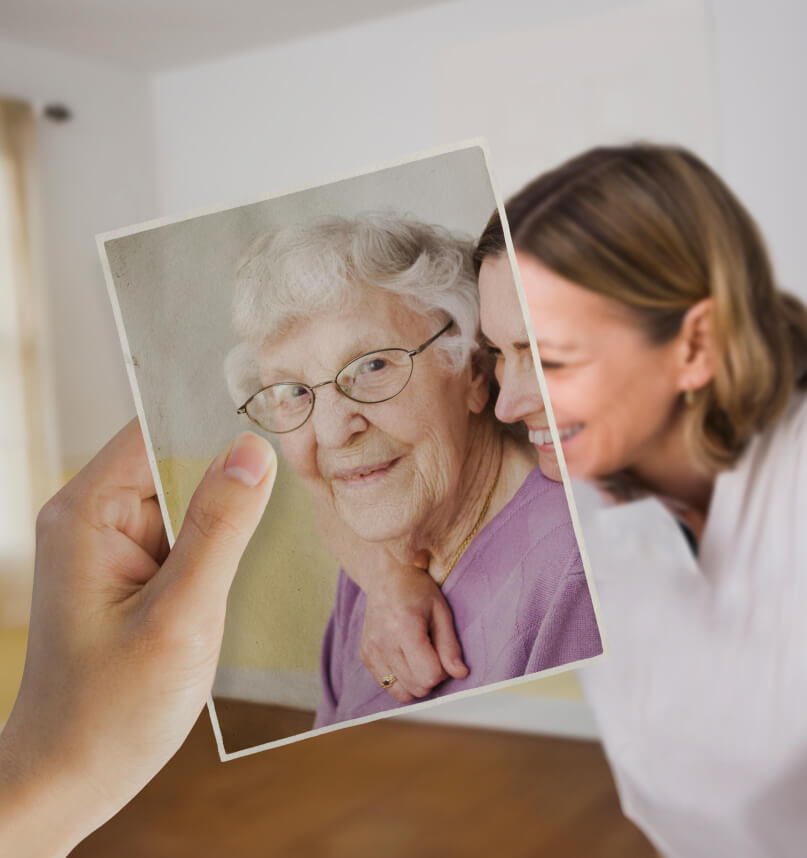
{"left": 226, "top": 214, "right": 601, "bottom": 727}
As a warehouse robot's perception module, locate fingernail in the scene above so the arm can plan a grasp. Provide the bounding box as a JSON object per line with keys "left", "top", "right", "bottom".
{"left": 224, "top": 432, "right": 275, "bottom": 487}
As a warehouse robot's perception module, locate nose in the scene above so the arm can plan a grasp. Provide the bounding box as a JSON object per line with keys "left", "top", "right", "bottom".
{"left": 309, "top": 384, "right": 369, "bottom": 448}
{"left": 494, "top": 361, "right": 540, "bottom": 425}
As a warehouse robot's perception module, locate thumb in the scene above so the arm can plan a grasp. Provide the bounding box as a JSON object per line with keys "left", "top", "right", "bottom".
{"left": 160, "top": 432, "right": 277, "bottom": 606}
{"left": 431, "top": 599, "right": 469, "bottom": 680}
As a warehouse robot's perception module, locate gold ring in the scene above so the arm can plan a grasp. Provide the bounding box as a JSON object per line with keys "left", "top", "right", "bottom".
{"left": 381, "top": 674, "right": 397, "bottom": 689}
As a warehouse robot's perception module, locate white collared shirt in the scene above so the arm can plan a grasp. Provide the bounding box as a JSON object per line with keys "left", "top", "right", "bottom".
{"left": 577, "top": 393, "right": 807, "bottom": 858}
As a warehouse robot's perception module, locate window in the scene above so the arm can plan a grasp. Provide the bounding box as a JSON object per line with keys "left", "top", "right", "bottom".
{"left": 0, "top": 99, "right": 58, "bottom": 627}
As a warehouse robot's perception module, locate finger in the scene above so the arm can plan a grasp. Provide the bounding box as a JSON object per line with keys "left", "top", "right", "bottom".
{"left": 155, "top": 517, "right": 170, "bottom": 566}
{"left": 138, "top": 497, "right": 169, "bottom": 561}
{"left": 381, "top": 662, "right": 414, "bottom": 704}
{"left": 94, "top": 499, "right": 168, "bottom": 589}
{"left": 158, "top": 432, "right": 277, "bottom": 607}
{"left": 67, "top": 418, "right": 158, "bottom": 502}
{"left": 431, "top": 600, "right": 469, "bottom": 679}
{"left": 80, "top": 497, "right": 169, "bottom": 595}
{"left": 363, "top": 643, "right": 415, "bottom": 704}
{"left": 385, "top": 648, "right": 420, "bottom": 703}
{"left": 374, "top": 624, "right": 437, "bottom": 699}
{"left": 360, "top": 623, "right": 422, "bottom": 702}
{"left": 383, "top": 680, "right": 412, "bottom": 705}
{"left": 401, "top": 623, "right": 449, "bottom": 694}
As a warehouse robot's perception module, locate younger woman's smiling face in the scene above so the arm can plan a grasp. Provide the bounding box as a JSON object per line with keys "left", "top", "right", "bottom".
{"left": 478, "top": 253, "right": 561, "bottom": 482}
{"left": 515, "top": 252, "right": 687, "bottom": 481}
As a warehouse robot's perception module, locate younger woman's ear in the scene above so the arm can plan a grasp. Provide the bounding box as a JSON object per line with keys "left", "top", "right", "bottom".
{"left": 467, "top": 352, "right": 492, "bottom": 415}
{"left": 677, "top": 298, "right": 716, "bottom": 392}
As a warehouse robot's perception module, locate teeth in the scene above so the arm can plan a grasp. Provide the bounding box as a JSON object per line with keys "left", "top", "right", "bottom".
{"left": 528, "top": 428, "right": 554, "bottom": 446}
{"left": 529, "top": 424, "right": 582, "bottom": 446}
{"left": 559, "top": 424, "right": 583, "bottom": 440}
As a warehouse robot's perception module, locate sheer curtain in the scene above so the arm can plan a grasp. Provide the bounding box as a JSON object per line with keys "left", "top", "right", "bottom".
{"left": 0, "top": 98, "right": 59, "bottom": 627}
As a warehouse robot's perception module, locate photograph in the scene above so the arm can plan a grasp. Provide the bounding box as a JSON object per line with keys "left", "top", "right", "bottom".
{"left": 98, "top": 143, "right": 603, "bottom": 757}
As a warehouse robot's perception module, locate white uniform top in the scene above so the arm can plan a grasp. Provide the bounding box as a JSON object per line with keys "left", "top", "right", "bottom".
{"left": 577, "top": 393, "right": 807, "bottom": 858}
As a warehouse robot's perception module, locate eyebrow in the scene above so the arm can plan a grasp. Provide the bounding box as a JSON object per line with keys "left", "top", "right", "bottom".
{"left": 534, "top": 339, "right": 576, "bottom": 351}
{"left": 261, "top": 336, "right": 402, "bottom": 385}
{"left": 481, "top": 335, "right": 531, "bottom": 351}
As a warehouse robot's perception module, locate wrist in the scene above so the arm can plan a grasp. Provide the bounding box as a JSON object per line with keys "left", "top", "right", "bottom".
{"left": 0, "top": 710, "right": 101, "bottom": 857}
{"left": 355, "top": 560, "right": 428, "bottom": 597}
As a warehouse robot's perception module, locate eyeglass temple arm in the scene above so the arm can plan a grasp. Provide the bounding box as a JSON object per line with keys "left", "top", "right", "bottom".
{"left": 408, "top": 319, "right": 454, "bottom": 356}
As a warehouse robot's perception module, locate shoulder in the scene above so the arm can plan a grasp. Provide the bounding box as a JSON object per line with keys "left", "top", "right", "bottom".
{"left": 771, "top": 393, "right": 807, "bottom": 499}
{"left": 502, "top": 467, "right": 576, "bottom": 538}
{"left": 516, "top": 468, "right": 579, "bottom": 550}
{"left": 703, "top": 392, "right": 807, "bottom": 569}
{"left": 452, "top": 467, "right": 582, "bottom": 594}
{"left": 771, "top": 392, "right": 807, "bottom": 449}
{"left": 741, "top": 392, "right": 807, "bottom": 486}
{"left": 518, "top": 469, "right": 582, "bottom": 566}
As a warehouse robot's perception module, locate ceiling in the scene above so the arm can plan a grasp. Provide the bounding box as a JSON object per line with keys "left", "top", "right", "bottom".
{"left": 0, "top": 0, "right": 451, "bottom": 72}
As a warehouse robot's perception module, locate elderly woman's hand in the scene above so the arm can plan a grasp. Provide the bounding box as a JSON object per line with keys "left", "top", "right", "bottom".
{"left": 0, "top": 420, "right": 276, "bottom": 858}
{"left": 359, "top": 561, "right": 469, "bottom": 703}
{"left": 314, "top": 501, "right": 469, "bottom": 703}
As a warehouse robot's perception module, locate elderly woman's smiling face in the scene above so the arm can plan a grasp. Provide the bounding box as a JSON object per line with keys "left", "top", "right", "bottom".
{"left": 259, "top": 286, "right": 489, "bottom": 544}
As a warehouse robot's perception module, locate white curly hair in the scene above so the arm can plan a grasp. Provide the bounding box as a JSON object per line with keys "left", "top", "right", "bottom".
{"left": 224, "top": 212, "right": 483, "bottom": 407}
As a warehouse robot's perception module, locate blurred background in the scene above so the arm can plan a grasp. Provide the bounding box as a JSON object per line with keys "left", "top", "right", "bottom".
{"left": 1, "top": 0, "right": 804, "bottom": 853}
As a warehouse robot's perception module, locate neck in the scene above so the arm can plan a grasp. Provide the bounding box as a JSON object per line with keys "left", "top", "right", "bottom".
{"left": 386, "top": 417, "right": 536, "bottom": 583}
{"left": 429, "top": 418, "right": 503, "bottom": 582}
{"left": 379, "top": 415, "right": 500, "bottom": 577}
{"left": 629, "top": 410, "right": 716, "bottom": 538}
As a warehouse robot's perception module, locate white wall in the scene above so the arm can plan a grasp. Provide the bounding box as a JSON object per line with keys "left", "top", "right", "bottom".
{"left": 150, "top": 0, "right": 806, "bottom": 304}
{"left": 711, "top": 0, "right": 807, "bottom": 298}
{"left": 152, "top": 0, "right": 684, "bottom": 208}
{"left": 0, "top": 37, "right": 158, "bottom": 470}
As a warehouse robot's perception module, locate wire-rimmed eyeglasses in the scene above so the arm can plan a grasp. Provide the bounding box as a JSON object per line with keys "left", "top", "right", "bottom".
{"left": 237, "top": 319, "right": 454, "bottom": 434}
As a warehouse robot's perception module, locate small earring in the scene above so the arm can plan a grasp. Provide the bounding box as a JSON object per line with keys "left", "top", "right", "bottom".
{"left": 684, "top": 389, "right": 695, "bottom": 407}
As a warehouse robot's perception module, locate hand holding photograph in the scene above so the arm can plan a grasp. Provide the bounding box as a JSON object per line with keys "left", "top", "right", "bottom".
{"left": 98, "top": 143, "right": 603, "bottom": 759}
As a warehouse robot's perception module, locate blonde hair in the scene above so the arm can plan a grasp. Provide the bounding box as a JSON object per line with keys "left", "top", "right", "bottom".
{"left": 502, "top": 143, "right": 807, "bottom": 482}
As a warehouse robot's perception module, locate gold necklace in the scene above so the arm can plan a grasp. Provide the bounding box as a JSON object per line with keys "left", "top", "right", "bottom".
{"left": 435, "top": 443, "right": 503, "bottom": 587}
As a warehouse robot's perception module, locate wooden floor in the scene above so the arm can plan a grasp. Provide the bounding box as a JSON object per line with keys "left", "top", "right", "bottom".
{"left": 214, "top": 696, "right": 315, "bottom": 752}
{"left": 71, "top": 700, "right": 654, "bottom": 857}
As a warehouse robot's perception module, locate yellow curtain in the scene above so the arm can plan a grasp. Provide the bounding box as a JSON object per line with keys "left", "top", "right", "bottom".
{"left": 0, "top": 99, "right": 59, "bottom": 627}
